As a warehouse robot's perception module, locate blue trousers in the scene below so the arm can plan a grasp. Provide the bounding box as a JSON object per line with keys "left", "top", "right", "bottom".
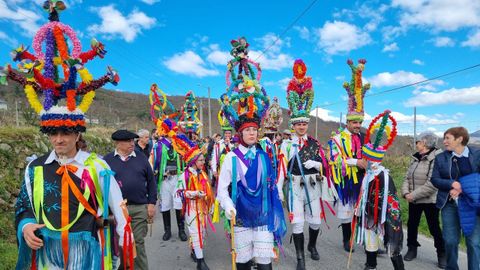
{"left": 441, "top": 200, "right": 480, "bottom": 270}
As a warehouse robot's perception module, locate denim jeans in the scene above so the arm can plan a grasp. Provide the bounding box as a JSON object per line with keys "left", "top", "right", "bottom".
{"left": 441, "top": 200, "right": 480, "bottom": 270}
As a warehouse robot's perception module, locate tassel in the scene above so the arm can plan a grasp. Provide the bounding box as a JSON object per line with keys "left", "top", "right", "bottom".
{"left": 212, "top": 200, "right": 220, "bottom": 223}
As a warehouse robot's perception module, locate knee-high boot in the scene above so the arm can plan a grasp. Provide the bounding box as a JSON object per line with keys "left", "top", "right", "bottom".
{"left": 236, "top": 260, "right": 251, "bottom": 270}
{"left": 307, "top": 227, "right": 320, "bottom": 260}
{"left": 162, "top": 211, "right": 172, "bottom": 241}
{"left": 341, "top": 223, "right": 354, "bottom": 252}
{"left": 175, "top": 209, "right": 188, "bottom": 241}
{"left": 364, "top": 251, "right": 377, "bottom": 270}
{"left": 293, "top": 233, "right": 306, "bottom": 270}
{"left": 391, "top": 254, "right": 405, "bottom": 270}
{"left": 256, "top": 263, "right": 272, "bottom": 270}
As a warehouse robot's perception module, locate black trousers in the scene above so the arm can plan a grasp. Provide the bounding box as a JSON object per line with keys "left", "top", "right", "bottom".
{"left": 407, "top": 202, "right": 445, "bottom": 253}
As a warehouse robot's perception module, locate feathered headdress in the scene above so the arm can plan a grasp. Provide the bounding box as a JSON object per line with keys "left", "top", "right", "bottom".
{"left": 178, "top": 91, "right": 202, "bottom": 135}
{"left": 149, "top": 83, "right": 179, "bottom": 136}
{"left": 287, "top": 59, "right": 313, "bottom": 125}
{"left": 343, "top": 59, "right": 370, "bottom": 122}
{"left": 218, "top": 93, "right": 234, "bottom": 132}
{"left": 221, "top": 74, "right": 269, "bottom": 132}
{"left": 158, "top": 118, "right": 203, "bottom": 166}
{"left": 263, "top": 96, "right": 283, "bottom": 134}
{"left": 362, "top": 110, "right": 397, "bottom": 162}
{"left": 1, "top": 1, "right": 119, "bottom": 134}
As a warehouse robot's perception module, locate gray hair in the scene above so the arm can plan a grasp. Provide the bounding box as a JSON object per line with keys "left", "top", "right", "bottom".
{"left": 418, "top": 131, "right": 438, "bottom": 149}
{"left": 137, "top": 129, "right": 150, "bottom": 137}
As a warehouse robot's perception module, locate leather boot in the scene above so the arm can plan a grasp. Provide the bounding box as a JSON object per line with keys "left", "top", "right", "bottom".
{"left": 191, "top": 249, "right": 197, "bottom": 262}
{"left": 293, "top": 233, "right": 306, "bottom": 270}
{"left": 403, "top": 246, "right": 417, "bottom": 261}
{"left": 256, "top": 263, "right": 272, "bottom": 270}
{"left": 364, "top": 251, "right": 377, "bottom": 270}
{"left": 307, "top": 227, "right": 320, "bottom": 260}
{"left": 235, "top": 261, "right": 251, "bottom": 270}
{"left": 196, "top": 258, "right": 210, "bottom": 270}
{"left": 176, "top": 209, "right": 188, "bottom": 241}
{"left": 437, "top": 251, "right": 446, "bottom": 269}
{"left": 391, "top": 254, "right": 405, "bottom": 270}
{"left": 341, "top": 223, "right": 354, "bottom": 252}
{"left": 162, "top": 211, "right": 172, "bottom": 241}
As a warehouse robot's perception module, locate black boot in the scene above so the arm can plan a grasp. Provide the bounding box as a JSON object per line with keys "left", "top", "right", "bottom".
{"left": 341, "top": 223, "right": 354, "bottom": 252}
{"left": 437, "top": 251, "right": 446, "bottom": 269}
{"left": 403, "top": 246, "right": 417, "bottom": 261}
{"left": 307, "top": 227, "right": 320, "bottom": 260}
{"left": 293, "top": 233, "right": 306, "bottom": 270}
{"left": 236, "top": 261, "right": 251, "bottom": 270}
{"left": 364, "top": 251, "right": 377, "bottom": 270}
{"left": 162, "top": 211, "right": 172, "bottom": 241}
{"left": 256, "top": 263, "right": 272, "bottom": 270}
{"left": 196, "top": 258, "right": 210, "bottom": 270}
{"left": 391, "top": 254, "right": 405, "bottom": 270}
{"left": 191, "top": 249, "right": 197, "bottom": 262}
{"left": 176, "top": 209, "right": 188, "bottom": 241}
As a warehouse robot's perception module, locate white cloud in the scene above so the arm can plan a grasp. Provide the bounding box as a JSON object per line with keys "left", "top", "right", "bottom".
{"left": 316, "top": 21, "right": 371, "bottom": 55}
{"left": 88, "top": 5, "right": 156, "bottom": 42}
{"left": 432, "top": 36, "right": 455, "bottom": 47}
{"left": 368, "top": 71, "right": 427, "bottom": 88}
{"left": 405, "top": 86, "right": 480, "bottom": 107}
{"left": 249, "top": 50, "right": 293, "bottom": 71}
{"left": 391, "top": 0, "right": 480, "bottom": 32}
{"left": 0, "top": 30, "right": 17, "bottom": 47}
{"left": 462, "top": 29, "right": 480, "bottom": 48}
{"left": 310, "top": 107, "right": 340, "bottom": 122}
{"left": 255, "top": 33, "right": 290, "bottom": 54}
{"left": 278, "top": 77, "right": 291, "bottom": 90}
{"left": 391, "top": 111, "right": 459, "bottom": 125}
{"left": 206, "top": 50, "right": 230, "bottom": 66}
{"left": 382, "top": 42, "right": 399, "bottom": 52}
{"left": 163, "top": 50, "right": 218, "bottom": 77}
{"left": 0, "top": 0, "right": 42, "bottom": 36}
{"left": 335, "top": 75, "right": 345, "bottom": 81}
{"left": 294, "top": 26, "right": 310, "bottom": 41}
{"left": 412, "top": 59, "right": 424, "bottom": 65}
{"left": 140, "top": 0, "right": 160, "bottom": 4}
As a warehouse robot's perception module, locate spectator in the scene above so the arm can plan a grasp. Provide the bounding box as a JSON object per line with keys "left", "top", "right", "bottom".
{"left": 135, "top": 129, "right": 152, "bottom": 158}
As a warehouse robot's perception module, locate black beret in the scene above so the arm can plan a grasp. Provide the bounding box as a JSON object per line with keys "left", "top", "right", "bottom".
{"left": 111, "top": 129, "right": 139, "bottom": 141}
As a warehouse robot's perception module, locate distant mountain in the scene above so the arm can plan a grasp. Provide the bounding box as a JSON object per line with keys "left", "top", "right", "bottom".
{"left": 471, "top": 130, "right": 480, "bottom": 138}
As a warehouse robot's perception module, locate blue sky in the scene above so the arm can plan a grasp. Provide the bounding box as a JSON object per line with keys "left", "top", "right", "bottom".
{"left": 1, "top": 0, "right": 480, "bottom": 135}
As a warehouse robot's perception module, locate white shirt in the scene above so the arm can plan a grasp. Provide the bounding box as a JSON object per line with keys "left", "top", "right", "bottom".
{"left": 217, "top": 144, "right": 255, "bottom": 212}
{"left": 211, "top": 139, "right": 235, "bottom": 173}
{"left": 452, "top": 146, "right": 469, "bottom": 158}
{"left": 114, "top": 149, "right": 136, "bottom": 162}
{"left": 24, "top": 150, "right": 127, "bottom": 246}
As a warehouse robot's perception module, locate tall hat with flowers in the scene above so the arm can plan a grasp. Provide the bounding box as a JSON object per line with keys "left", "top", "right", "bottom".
{"left": 362, "top": 110, "right": 398, "bottom": 163}
{"left": 343, "top": 59, "right": 370, "bottom": 122}
{"left": 263, "top": 96, "right": 283, "bottom": 134}
{"left": 221, "top": 70, "right": 270, "bottom": 132}
{"left": 149, "top": 83, "right": 180, "bottom": 135}
{"left": 217, "top": 93, "right": 234, "bottom": 132}
{"left": 0, "top": 0, "right": 119, "bottom": 134}
{"left": 287, "top": 59, "right": 313, "bottom": 125}
{"left": 178, "top": 91, "right": 202, "bottom": 135}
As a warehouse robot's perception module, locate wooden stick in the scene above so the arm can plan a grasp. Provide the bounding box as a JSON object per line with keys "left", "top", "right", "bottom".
{"left": 230, "top": 211, "right": 236, "bottom": 270}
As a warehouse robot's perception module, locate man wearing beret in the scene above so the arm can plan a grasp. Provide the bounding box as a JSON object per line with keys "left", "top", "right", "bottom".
{"left": 104, "top": 129, "right": 157, "bottom": 270}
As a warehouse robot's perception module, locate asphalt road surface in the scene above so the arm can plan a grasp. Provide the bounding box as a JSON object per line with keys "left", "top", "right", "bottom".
{"left": 146, "top": 208, "right": 467, "bottom": 270}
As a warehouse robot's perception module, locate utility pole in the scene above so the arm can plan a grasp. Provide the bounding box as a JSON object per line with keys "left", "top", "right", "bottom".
{"left": 339, "top": 112, "right": 343, "bottom": 129}
{"left": 413, "top": 106, "right": 417, "bottom": 151}
{"left": 199, "top": 100, "right": 204, "bottom": 138}
{"left": 208, "top": 87, "right": 212, "bottom": 137}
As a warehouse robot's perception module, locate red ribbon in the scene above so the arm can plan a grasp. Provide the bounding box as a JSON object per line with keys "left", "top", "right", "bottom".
{"left": 123, "top": 217, "right": 134, "bottom": 270}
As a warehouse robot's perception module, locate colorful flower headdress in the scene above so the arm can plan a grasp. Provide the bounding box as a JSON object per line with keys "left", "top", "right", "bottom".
{"left": 226, "top": 36, "right": 262, "bottom": 85}
{"left": 218, "top": 93, "right": 233, "bottom": 132}
{"left": 178, "top": 91, "right": 202, "bottom": 135}
{"left": 263, "top": 96, "right": 283, "bottom": 134}
{"left": 1, "top": 1, "right": 119, "bottom": 134}
{"left": 221, "top": 74, "right": 270, "bottom": 132}
{"left": 158, "top": 118, "right": 203, "bottom": 166}
{"left": 362, "top": 110, "right": 397, "bottom": 162}
{"left": 343, "top": 59, "right": 371, "bottom": 122}
{"left": 287, "top": 59, "right": 313, "bottom": 125}
{"left": 149, "top": 83, "right": 180, "bottom": 136}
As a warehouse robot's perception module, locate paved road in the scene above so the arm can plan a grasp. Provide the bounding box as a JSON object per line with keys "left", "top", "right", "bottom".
{"left": 146, "top": 209, "right": 467, "bottom": 270}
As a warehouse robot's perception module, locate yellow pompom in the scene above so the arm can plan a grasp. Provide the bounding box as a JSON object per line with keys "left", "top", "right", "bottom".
{"left": 24, "top": 85, "right": 43, "bottom": 114}
{"left": 78, "top": 91, "right": 95, "bottom": 112}
{"left": 78, "top": 68, "right": 93, "bottom": 84}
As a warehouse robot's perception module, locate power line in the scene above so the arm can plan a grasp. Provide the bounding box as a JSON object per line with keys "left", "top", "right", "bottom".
{"left": 321, "top": 63, "right": 480, "bottom": 108}
{"left": 254, "top": 0, "right": 318, "bottom": 62}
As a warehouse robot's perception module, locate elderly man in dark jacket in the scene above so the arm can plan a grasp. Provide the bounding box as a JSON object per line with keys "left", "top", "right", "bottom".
{"left": 431, "top": 127, "right": 480, "bottom": 270}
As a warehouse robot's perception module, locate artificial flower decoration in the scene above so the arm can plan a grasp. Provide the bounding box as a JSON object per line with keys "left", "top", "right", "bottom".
{"left": 226, "top": 36, "right": 262, "bottom": 87}
{"left": 263, "top": 96, "right": 283, "bottom": 134}
{"left": 362, "top": 110, "right": 398, "bottom": 163}
{"left": 287, "top": 59, "right": 313, "bottom": 125}
{"left": 178, "top": 91, "right": 203, "bottom": 135}
{"left": 343, "top": 59, "right": 371, "bottom": 122}
{"left": 1, "top": 1, "right": 119, "bottom": 134}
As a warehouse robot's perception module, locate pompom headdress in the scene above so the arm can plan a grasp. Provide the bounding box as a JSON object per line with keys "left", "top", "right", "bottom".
{"left": 1, "top": 1, "right": 119, "bottom": 134}
{"left": 343, "top": 59, "right": 370, "bottom": 122}
{"left": 158, "top": 119, "right": 204, "bottom": 166}
{"left": 362, "top": 110, "right": 397, "bottom": 162}
{"left": 149, "top": 83, "right": 180, "bottom": 136}
{"left": 218, "top": 93, "right": 234, "bottom": 132}
{"left": 287, "top": 59, "right": 313, "bottom": 125}
{"left": 263, "top": 96, "right": 283, "bottom": 134}
{"left": 226, "top": 36, "right": 262, "bottom": 85}
{"left": 178, "top": 91, "right": 202, "bottom": 135}
{"left": 221, "top": 73, "right": 269, "bottom": 132}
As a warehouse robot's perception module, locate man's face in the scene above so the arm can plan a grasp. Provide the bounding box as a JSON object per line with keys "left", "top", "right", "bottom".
{"left": 224, "top": 131, "right": 232, "bottom": 141}
{"left": 346, "top": 120, "right": 362, "bottom": 134}
{"left": 282, "top": 133, "right": 291, "bottom": 140}
{"left": 293, "top": 122, "right": 308, "bottom": 136}
{"left": 49, "top": 131, "right": 79, "bottom": 157}
{"left": 116, "top": 139, "right": 135, "bottom": 154}
{"left": 139, "top": 134, "right": 150, "bottom": 145}
{"left": 241, "top": 127, "right": 258, "bottom": 146}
